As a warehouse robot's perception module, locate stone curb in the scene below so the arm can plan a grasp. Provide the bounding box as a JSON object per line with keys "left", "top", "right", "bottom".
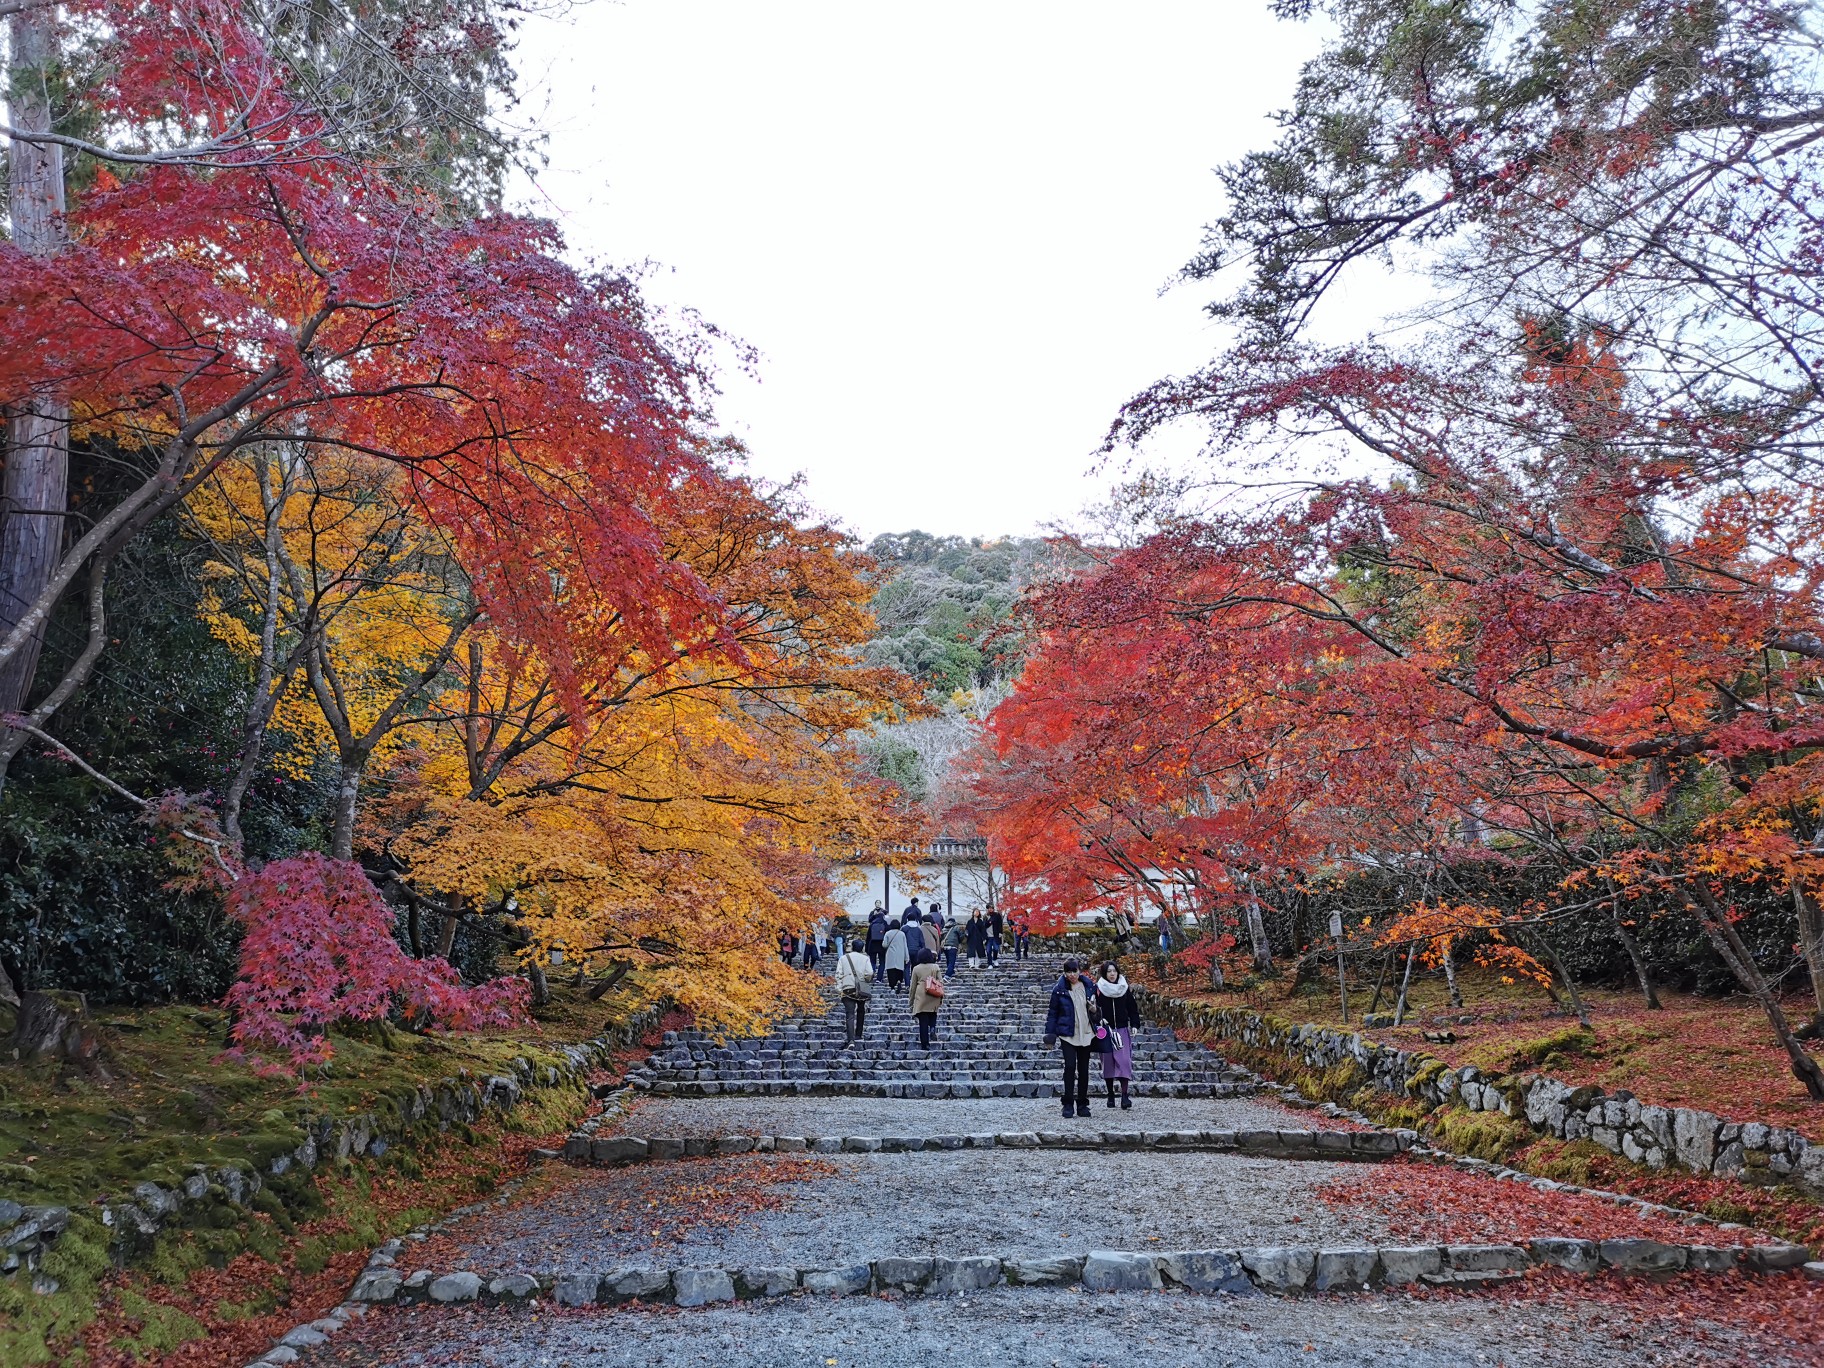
{"left": 302, "top": 1235, "right": 1820, "bottom": 1335}
{"left": 562, "top": 1127, "right": 1416, "bottom": 1166}
{"left": 630, "top": 1080, "right": 1261, "bottom": 1099}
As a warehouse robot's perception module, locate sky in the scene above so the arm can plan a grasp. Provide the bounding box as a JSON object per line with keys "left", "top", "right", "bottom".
{"left": 509, "top": 2, "right": 1334, "bottom": 541}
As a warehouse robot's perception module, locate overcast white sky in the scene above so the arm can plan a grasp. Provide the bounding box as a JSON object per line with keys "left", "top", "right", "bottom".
{"left": 509, "top": 2, "right": 1331, "bottom": 541}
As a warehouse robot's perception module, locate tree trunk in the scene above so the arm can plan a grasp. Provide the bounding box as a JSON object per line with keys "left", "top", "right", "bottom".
{"left": 1792, "top": 827, "right": 1824, "bottom": 1028}
{"left": 1392, "top": 944, "right": 1417, "bottom": 1026}
{"left": 1442, "top": 942, "right": 1463, "bottom": 1007}
{"left": 1685, "top": 883, "right": 1824, "bottom": 1101}
{"left": 0, "top": 4, "right": 71, "bottom": 716}
{"left": 526, "top": 961, "right": 549, "bottom": 1009}
{"left": 436, "top": 902, "right": 461, "bottom": 959}
{"left": 328, "top": 751, "right": 367, "bottom": 861}
{"left": 1608, "top": 887, "right": 1661, "bottom": 1010}
{"left": 9, "top": 989, "right": 101, "bottom": 1069}
{"left": 1526, "top": 927, "right": 1590, "bottom": 1028}
{"left": 1244, "top": 896, "right": 1271, "bottom": 972}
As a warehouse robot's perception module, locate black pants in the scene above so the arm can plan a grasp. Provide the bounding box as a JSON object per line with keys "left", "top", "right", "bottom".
{"left": 842, "top": 996, "right": 867, "bottom": 1041}
{"left": 887, "top": 967, "right": 904, "bottom": 991}
{"left": 868, "top": 942, "right": 885, "bottom": 978}
{"left": 916, "top": 1010, "right": 936, "bottom": 1048}
{"left": 1016, "top": 935, "right": 1029, "bottom": 961}
{"left": 1060, "top": 1042, "right": 1091, "bottom": 1112}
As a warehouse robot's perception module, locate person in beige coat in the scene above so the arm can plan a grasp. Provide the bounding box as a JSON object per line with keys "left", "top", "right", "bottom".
{"left": 908, "top": 948, "right": 944, "bottom": 1050}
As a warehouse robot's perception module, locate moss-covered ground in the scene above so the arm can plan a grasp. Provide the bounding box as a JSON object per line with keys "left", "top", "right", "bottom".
{"left": 0, "top": 980, "right": 658, "bottom": 1366}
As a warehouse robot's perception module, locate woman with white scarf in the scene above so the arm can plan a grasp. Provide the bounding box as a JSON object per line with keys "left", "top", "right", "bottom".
{"left": 1095, "top": 962, "right": 1139, "bottom": 1110}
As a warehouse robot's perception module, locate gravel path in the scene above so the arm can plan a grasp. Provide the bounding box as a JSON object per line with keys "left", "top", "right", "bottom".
{"left": 427, "top": 1149, "right": 1408, "bottom": 1272}
{"left": 603, "top": 1094, "right": 1347, "bottom": 1138}
{"left": 293, "top": 1286, "right": 1773, "bottom": 1368}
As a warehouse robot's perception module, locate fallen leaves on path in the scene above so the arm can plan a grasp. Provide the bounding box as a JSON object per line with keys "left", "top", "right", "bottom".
{"left": 1313, "top": 1157, "right": 1780, "bottom": 1247}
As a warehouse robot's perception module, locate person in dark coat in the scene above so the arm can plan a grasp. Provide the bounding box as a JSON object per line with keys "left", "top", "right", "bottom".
{"left": 985, "top": 908, "right": 1004, "bottom": 966}
{"left": 964, "top": 910, "right": 988, "bottom": 969}
{"left": 866, "top": 903, "right": 889, "bottom": 980}
{"left": 1042, "top": 959, "right": 1101, "bottom": 1118}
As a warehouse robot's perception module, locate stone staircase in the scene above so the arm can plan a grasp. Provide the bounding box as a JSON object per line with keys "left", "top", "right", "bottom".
{"left": 627, "top": 959, "right": 1259, "bottom": 1099}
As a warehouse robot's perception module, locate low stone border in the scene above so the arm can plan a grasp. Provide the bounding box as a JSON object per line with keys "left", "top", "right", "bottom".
{"left": 1138, "top": 989, "right": 1824, "bottom": 1199}
{"left": 3, "top": 1004, "right": 664, "bottom": 1289}
{"left": 332, "top": 1239, "right": 1824, "bottom": 1319}
{"left": 560, "top": 1126, "right": 1416, "bottom": 1166}
{"left": 635, "top": 1078, "right": 1259, "bottom": 1099}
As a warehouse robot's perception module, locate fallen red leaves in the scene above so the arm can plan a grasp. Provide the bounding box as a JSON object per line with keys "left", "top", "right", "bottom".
{"left": 1314, "top": 1156, "right": 1783, "bottom": 1247}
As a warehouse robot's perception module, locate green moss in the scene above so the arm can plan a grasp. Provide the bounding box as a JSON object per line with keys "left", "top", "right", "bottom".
{"left": 1465, "top": 1024, "right": 1595, "bottom": 1075}
{"left": 0, "top": 1211, "right": 111, "bottom": 1366}
{"left": 1425, "top": 1106, "right": 1534, "bottom": 1162}
{"left": 109, "top": 1289, "right": 207, "bottom": 1358}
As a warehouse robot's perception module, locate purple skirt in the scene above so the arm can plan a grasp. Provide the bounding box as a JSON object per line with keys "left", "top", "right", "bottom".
{"left": 1098, "top": 1026, "right": 1133, "bottom": 1080}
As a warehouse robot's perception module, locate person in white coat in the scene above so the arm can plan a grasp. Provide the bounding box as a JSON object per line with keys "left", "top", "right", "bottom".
{"left": 882, "top": 918, "right": 909, "bottom": 993}
{"left": 835, "top": 943, "right": 874, "bottom": 1044}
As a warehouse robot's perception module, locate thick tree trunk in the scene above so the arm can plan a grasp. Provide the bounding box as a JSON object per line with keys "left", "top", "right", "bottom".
{"left": 526, "top": 961, "right": 549, "bottom": 1008}
{"left": 10, "top": 989, "right": 101, "bottom": 1068}
{"left": 328, "top": 752, "right": 367, "bottom": 861}
{"left": 1244, "top": 896, "right": 1271, "bottom": 972}
{"left": 0, "top": 4, "right": 71, "bottom": 717}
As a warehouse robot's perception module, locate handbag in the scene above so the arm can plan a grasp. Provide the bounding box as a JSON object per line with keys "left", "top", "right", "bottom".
{"left": 1093, "top": 1024, "right": 1115, "bottom": 1054}
{"left": 923, "top": 974, "right": 945, "bottom": 999}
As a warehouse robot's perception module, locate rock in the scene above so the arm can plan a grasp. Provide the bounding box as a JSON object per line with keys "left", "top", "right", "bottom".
{"left": 604, "top": 1266, "right": 672, "bottom": 1299}
{"left": 591, "top": 1137, "right": 650, "bottom": 1165}
{"left": 930, "top": 1134, "right": 966, "bottom": 1150}
{"left": 1744, "top": 1244, "right": 1812, "bottom": 1272}
{"left": 1445, "top": 1245, "right": 1528, "bottom": 1273}
{"left": 1801, "top": 1262, "right": 1824, "bottom": 1282}
{"left": 0, "top": 1200, "right": 20, "bottom": 1227}
{"left": 1713, "top": 1140, "right": 1747, "bottom": 1175}
{"left": 1158, "top": 1249, "right": 1252, "bottom": 1294}
{"left": 277, "top": 1327, "right": 328, "bottom": 1350}
{"left": 773, "top": 1136, "right": 807, "bottom": 1153}
{"left": 1312, "top": 1248, "right": 1379, "bottom": 1292}
{"left": 182, "top": 1173, "right": 209, "bottom": 1201}
{"left": 997, "top": 1132, "right": 1040, "bottom": 1148}
{"left": 429, "top": 1272, "right": 482, "bottom": 1303}
{"left": 672, "top": 1268, "right": 735, "bottom": 1307}
{"left": 839, "top": 1136, "right": 882, "bottom": 1153}
{"left": 1377, "top": 1247, "right": 1443, "bottom": 1286}
{"left": 488, "top": 1274, "right": 539, "bottom": 1300}
{"left": 810, "top": 1137, "right": 842, "bottom": 1153}
{"left": 1684, "top": 1246, "right": 1739, "bottom": 1274}
{"left": 1003, "top": 1256, "right": 1084, "bottom": 1286}
{"left": 1528, "top": 1238, "right": 1598, "bottom": 1273}
{"left": 802, "top": 1265, "right": 872, "bottom": 1296}
{"left": 132, "top": 1182, "right": 179, "bottom": 1219}
{"left": 259, "top": 1349, "right": 300, "bottom": 1365}
{"left": 349, "top": 1269, "right": 401, "bottom": 1303}
{"left": 715, "top": 1135, "right": 755, "bottom": 1155}
{"left": 1082, "top": 1250, "right": 1163, "bottom": 1293}
{"left": 1672, "top": 1109, "right": 1717, "bottom": 1173}
{"left": 1598, "top": 1239, "right": 1686, "bottom": 1273}
{"left": 735, "top": 1266, "right": 800, "bottom": 1298}
{"left": 1239, "top": 1246, "right": 1315, "bottom": 1293}
{"left": 552, "top": 1273, "right": 600, "bottom": 1306}
{"left": 928, "top": 1255, "right": 1003, "bottom": 1294}
{"left": 873, "top": 1256, "right": 935, "bottom": 1291}
{"left": 648, "top": 1137, "right": 686, "bottom": 1162}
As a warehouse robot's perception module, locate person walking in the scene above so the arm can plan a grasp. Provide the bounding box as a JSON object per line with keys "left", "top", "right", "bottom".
{"left": 866, "top": 903, "right": 889, "bottom": 981}
{"left": 1095, "top": 962, "right": 1139, "bottom": 1110}
{"left": 800, "top": 931, "right": 821, "bottom": 972}
{"left": 1043, "top": 959, "right": 1099, "bottom": 1117}
{"left": 1014, "top": 917, "right": 1031, "bottom": 962}
{"left": 927, "top": 899, "right": 945, "bottom": 935}
{"left": 965, "top": 909, "right": 988, "bottom": 969}
{"left": 883, "top": 917, "right": 909, "bottom": 992}
{"left": 941, "top": 918, "right": 962, "bottom": 978}
{"left": 836, "top": 942, "right": 874, "bottom": 1045}
{"left": 909, "top": 948, "right": 945, "bottom": 1050}
{"left": 904, "top": 897, "right": 924, "bottom": 928}
{"left": 920, "top": 911, "right": 941, "bottom": 962}
{"left": 779, "top": 930, "right": 797, "bottom": 964}
{"left": 985, "top": 907, "right": 1003, "bottom": 966}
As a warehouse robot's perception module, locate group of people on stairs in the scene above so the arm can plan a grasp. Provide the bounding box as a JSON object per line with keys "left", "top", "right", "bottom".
{"left": 833, "top": 941, "right": 1140, "bottom": 1114}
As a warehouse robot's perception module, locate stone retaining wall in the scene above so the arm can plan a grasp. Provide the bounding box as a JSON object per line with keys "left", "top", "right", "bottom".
{"left": 560, "top": 1127, "right": 1414, "bottom": 1166}
{"left": 2, "top": 1004, "right": 664, "bottom": 1287}
{"left": 1136, "top": 990, "right": 1824, "bottom": 1199}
